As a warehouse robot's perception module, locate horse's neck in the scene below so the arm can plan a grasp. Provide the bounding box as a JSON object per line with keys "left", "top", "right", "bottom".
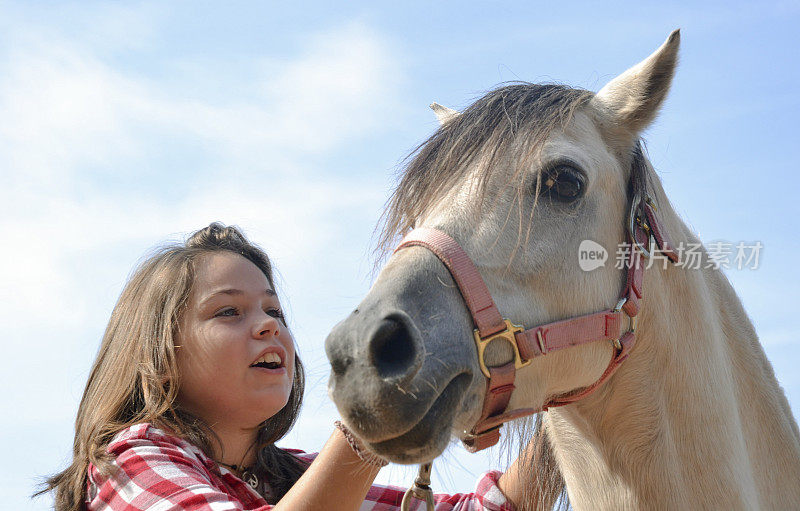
{"left": 547, "top": 233, "right": 800, "bottom": 510}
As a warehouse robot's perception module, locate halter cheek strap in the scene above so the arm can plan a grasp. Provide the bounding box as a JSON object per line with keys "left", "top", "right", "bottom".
{"left": 393, "top": 196, "right": 678, "bottom": 452}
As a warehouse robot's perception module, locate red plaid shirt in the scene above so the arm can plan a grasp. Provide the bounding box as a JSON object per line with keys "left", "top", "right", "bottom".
{"left": 86, "top": 423, "right": 515, "bottom": 510}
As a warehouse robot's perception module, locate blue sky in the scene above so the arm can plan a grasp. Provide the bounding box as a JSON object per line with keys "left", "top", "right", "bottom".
{"left": 1, "top": 1, "right": 798, "bottom": 508}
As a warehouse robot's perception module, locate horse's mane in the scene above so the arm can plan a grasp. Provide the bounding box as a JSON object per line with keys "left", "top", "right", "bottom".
{"left": 374, "top": 83, "right": 675, "bottom": 509}
{"left": 376, "top": 82, "right": 601, "bottom": 510}
{"left": 376, "top": 83, "right": 594, "bottom": 260}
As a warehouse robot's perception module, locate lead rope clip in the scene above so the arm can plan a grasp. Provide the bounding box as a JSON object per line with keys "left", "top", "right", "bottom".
{"left": 400, "top": 462, "right": 435, "bottom": 511}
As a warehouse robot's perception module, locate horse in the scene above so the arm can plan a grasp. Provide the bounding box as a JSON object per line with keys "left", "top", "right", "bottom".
{"left": 325, "top": 30, "right": 800, "bottom": 509}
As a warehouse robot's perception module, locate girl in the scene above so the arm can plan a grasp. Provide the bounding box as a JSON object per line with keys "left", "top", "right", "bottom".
{"left": 40, "top": 223, "right": 529, "bottom": 510}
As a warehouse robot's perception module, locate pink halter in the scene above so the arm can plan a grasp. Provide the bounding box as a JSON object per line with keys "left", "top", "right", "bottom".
{"left": 394, "top": 194, "right": 678, "bottom": 452}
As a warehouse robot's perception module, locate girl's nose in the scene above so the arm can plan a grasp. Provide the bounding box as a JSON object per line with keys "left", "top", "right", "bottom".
{"left": 254, "top": 315, "right": 281, "bottom": 338}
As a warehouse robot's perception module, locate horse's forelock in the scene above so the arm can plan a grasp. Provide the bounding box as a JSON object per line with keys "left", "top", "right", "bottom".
{"left": 377, "top": 83, "right": 594, "bottom": 261}
{"left": 375, "top": 83, "right": 604, "bottom": 508}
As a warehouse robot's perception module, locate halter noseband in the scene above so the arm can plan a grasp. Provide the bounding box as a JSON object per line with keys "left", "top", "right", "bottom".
{"left": 393, "top": 166, "right": 679, "bottom": 452}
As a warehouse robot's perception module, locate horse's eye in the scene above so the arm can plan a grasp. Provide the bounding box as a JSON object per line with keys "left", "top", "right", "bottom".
{"left": 540, "top": 165, "right": 585, "bottom": 202}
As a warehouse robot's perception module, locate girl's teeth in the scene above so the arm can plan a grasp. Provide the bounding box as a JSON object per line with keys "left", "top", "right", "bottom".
{"left": 255, "top": 352, "right": 281, "bottom": 365}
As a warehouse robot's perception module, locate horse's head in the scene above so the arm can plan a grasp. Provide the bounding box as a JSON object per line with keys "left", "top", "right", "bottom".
{"left": 326, "top": 31, "right": 680, "bottom": 463}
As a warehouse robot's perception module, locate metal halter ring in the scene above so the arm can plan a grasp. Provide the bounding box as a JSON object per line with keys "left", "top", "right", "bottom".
{"left": 401, "top": 463, "right": 435, "bottom": 511}
{"left": 627, "top": 194, "right": 655, "bottom": 259}
{"left": 610, "top": 298, "right": 638, "bottom": 350}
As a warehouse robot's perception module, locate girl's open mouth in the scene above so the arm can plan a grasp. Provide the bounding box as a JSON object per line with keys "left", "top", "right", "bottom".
{"left": 250, "top": 348, "right": 285, "bottom": 374}
{"left": 249, "top": 351, "right": 284, "bottom": 371}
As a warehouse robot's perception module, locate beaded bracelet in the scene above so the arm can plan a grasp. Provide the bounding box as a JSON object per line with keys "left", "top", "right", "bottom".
{"left": 334, "top": 420, "right": 389, "bottom": 468}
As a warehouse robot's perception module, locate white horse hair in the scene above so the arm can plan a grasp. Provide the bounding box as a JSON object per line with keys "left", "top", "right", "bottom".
{"left": 326, "top": 30, "right": 800, "bottom": 509}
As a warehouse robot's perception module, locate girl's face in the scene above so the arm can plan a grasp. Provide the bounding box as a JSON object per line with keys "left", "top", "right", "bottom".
{"left": 175, "top": 251, "right": 296, "bottom": 430}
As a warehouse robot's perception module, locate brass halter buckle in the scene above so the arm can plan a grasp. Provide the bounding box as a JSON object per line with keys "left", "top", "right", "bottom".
{"left": 474, "top": 319, "right": 530, "bottom": 378}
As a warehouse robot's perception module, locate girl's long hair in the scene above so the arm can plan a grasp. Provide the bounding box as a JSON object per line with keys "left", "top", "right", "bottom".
{"left": 37, "top": 223, "right": 306, "bottom": 510}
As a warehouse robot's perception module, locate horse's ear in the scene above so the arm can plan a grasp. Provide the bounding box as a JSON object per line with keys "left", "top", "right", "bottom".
{"left": 430, "top": 102, "right": 460, "bottom": 125}
{"left": 592, "top": 30, "right": 680, "bottom": 144}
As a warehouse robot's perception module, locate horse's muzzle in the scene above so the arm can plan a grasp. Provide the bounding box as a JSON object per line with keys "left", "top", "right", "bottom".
{"left": 324, "top": 247, "right": 480, "bottom": 458}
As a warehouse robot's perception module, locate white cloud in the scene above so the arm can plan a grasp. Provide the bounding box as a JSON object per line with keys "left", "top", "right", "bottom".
{"left": 0, "top": 3, "right": 401, "bottom": 437}
{"left": 0, "top": 7, "right": 510, "bottom": 508}
{"left": 259, "top": 23, "right": 401, "bottom": 153}
{"left": 0, "top": 18, "right": 401, "bottom": 187}
{"left": 0, "top": 37, "right": 143, "bottom": 188}
{"left": 0, "top": 9, "right": 405, "bottom": 506}
{"left": 0, "top": 9, "right": 401, "bottom": 319}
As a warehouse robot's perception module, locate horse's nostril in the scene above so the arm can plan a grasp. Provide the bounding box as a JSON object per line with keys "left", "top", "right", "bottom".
{"left": 369, "top": 317, "right": 419, "bottom": 380}
{"left": 330, "top": 355, "right": 352, "bottom": 376}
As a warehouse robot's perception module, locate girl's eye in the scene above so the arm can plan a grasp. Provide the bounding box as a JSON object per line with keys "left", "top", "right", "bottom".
{"left": 267, "top": 308, "right": 284, "bottom": 319}
{"left": 540, "top": 165, "right": 585, "bottom": 202}
{"left": 267, "top": 308, "right": 286, "bottom": 325}
{"left": 215, "top": 307, "right": 239, "bottom": 318}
